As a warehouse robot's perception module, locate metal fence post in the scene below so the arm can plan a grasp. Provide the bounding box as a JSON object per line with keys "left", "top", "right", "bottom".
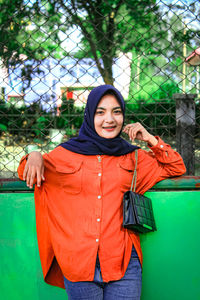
{"left": 173, "top": 93, "right": 196, "bottom": 175}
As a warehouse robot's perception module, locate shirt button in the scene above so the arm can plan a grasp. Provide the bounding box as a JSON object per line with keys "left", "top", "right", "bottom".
{"left": 96, "top": 239, "right": 99, "bottom": 242}
{"left": 97, "top": 156, "right": 101, "bottom": 162}
{"left": 98, "top": 173, "right": 102, "bottom": 176}
{"left": 160, "top": 145, "right": 164, "bottom": 148}
{"left": 98, "top": 195, "right": 101, "bottom": 199}
{"left": 97, "top": 218, "right": 100, "bottom": 222}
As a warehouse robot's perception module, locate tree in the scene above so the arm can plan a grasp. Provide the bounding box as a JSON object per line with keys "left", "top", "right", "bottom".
{"left": 128, "top": 1, "right": 200, "bottom": 101}
{"left": 51, "top": 0, "right": 160, "bottom": 85}
{"left": 0, "top": 0, "right": 64, "bottom": 87}
{"left": 153, "top": 2, "right": 200, "bottom": 95}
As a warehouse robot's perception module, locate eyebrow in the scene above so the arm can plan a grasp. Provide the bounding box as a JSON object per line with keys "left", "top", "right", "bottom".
{"left": 96, "top": 106, "right": 122, "bottom": 110}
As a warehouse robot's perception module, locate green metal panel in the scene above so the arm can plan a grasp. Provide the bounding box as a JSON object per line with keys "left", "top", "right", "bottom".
{"left": 141, "top": 190, "right": 200, "bottom": 300}
{"left": 0, "top": 193, "right": 67, "bottom": 300}
{"left": 0, "top": 179, "right": 32, "bottom": 191}
{"left": 0, "top": 182, "right": 200, "bottom": 299}
{"left": 152, "top": 176, "right": 200, "bottom": 189}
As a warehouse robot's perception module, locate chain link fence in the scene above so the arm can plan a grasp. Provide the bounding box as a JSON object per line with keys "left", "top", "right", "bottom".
{"left": 0, "top": 0, "right": 200, "bottom": 178}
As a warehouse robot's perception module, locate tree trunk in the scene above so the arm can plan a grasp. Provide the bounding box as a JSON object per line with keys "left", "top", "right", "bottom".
{"left": 103, "top": 74, "right": 114, "bottom": 85}
{"left": 101, "top": 57, "right": 114, "bottom": 85}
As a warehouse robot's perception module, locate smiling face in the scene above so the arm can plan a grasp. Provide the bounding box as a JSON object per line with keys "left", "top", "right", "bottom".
{"left": 94, "top": 94, "right": 124, "bottom": 139}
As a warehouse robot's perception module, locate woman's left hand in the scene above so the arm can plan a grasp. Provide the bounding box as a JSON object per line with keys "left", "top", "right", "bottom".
{"left": 123, "top": 122, "right": 158, "bottom": 146}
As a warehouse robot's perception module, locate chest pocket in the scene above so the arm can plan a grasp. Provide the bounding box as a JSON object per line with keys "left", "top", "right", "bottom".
{"left": 118, "top": 158, "right": 135, "bottom": 192}
{"left": 56, "top": 161, "right": 83, "bottom": 194}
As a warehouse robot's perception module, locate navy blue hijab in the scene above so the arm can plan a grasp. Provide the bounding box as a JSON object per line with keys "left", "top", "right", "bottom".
{"left": 59, "top": 85, "right": 139, "bottom": 156}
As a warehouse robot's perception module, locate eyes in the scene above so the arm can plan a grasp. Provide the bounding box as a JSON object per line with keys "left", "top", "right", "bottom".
{"left": 95, "top": 108, "right": 123, "bottom": 116}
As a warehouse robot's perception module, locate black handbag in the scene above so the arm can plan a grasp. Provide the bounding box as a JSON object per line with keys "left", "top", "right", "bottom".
{"left": 123, "top": 150, "right": 157, "bottom": 233}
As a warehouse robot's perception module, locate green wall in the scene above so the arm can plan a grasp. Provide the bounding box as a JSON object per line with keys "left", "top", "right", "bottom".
{"left": 0, "top": 186, "right": 200, "bottom": 299}
{"left": 141, "top": 190, "right": 200, "bottom": 300}
{"left": 0, "top": 193, "right": 66, "bottom": 300}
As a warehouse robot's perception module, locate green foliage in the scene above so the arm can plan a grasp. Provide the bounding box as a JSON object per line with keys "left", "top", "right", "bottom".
{"left": 0, "top": 123, "right": 7, "bottom": 132}
{"left": 0, "top": 102, "right": 26, "bottom": 135}
{"left": 54, "top": 100, "right": 84, "bottom": 137}
{"left": 0, "top": 0, "right": 64, "bottom": 64}
{"left": 55, "top": 0, "right": 160, "bottom": 84}
{"left": 128, "top": 77, "right": 180, "bottom": 103}
{"left": 125, "top": 100, "right": 176, "bottom": 137}
{"left": 0, "top": 0, "right": 65, "bottom": 89}
{"left": 0, "top": 0, "right": 28, "bottom": 64}
{"left": 1, "top": 0, "right": 199, "bottom": 89}
{"left": 65, "top": 127, "right": 77, "bottom": 137}
{"left": 0, "top": 96, "right": 85, "bottom": 143}
{"left": 34, "top": 116, "right": 50, "bottom": 138}
{"left": 0, "top": 0, "right": 199, "bottom": 143}
{"left": 126, "top": 77, "right": 179, "bottom": 137}
{"left": 151, "top": 80, "right": 180, "bottom": 100}
{"left": 0, "top": 101, "right": 50, "bottom": 143}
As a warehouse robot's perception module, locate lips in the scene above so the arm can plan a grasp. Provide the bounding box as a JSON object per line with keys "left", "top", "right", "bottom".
{"left": 103, "top": 126, "right": 116, "bottom": 131}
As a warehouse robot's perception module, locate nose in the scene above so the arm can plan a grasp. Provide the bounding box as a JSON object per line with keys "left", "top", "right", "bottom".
{"left": 105, "top": 112, "right": 114, "bottom": 123}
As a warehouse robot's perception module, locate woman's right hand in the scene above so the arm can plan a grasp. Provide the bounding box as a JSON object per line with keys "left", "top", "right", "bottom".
{"left": 23, "top": 151, "right": 45, "bottom": 188}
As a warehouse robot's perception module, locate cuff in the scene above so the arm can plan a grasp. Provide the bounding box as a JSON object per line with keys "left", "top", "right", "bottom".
{"left": 19, "top": 154, "right": 29, "bottom": 164}
{"left": 148, "top": 136, "right": 168, "bottom": 152}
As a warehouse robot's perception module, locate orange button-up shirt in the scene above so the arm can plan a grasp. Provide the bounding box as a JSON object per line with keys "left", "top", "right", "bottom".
{"left": 18, "top": 137, "right": 186, "bottom": 289}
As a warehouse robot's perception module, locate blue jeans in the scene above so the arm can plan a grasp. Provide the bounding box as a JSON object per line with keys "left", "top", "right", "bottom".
{"left": 63, "top": 246, "right": 142, "bottom": 300}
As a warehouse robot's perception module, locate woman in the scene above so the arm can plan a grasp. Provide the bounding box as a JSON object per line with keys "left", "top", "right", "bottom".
{"left": 18, "top": 85, "right": 186, "bottom": 300}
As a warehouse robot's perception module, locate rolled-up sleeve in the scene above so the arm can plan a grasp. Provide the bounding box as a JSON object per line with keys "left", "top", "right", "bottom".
{"left": 17, "top": 154, "right": 29, "bottom": 181}
{"left": 135, "top": 137, "right": 186, "bottom": 194}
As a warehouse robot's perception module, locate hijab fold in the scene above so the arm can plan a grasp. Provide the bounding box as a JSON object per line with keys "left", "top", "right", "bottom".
{"left": 59, "top": 85, "right": 139, "bottom": 156}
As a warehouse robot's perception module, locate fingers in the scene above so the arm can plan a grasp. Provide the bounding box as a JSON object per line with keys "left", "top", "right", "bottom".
{"left": 123, "top": 122, "right": 149, "bottom": 142}
{"left": 36, "top": 168, "right": 42, "bottom": 188}
{"left": 24, "top": 166, "right": 44, "bottom": 188}
{"left": 123, "top": 122, "right": 139, "bottom": 141}
{"left": 27, "top": 167, "right": 37, "bottom": 189}
{"left": 36, "top": 166, "right": 45, "bottom": 187}
{"left": 23, "top": 163, "right": 28, "bottom": 181}
{"left": 41, "top": 165, "right": 45, "bottom": 181}
{"left": 123, "top": 124, "right": 136, "bottom": 141}
{"left": 22, "top": 153, "right": 45, "bottom": 189}
{"left": 23, "top": 163, "right": 34, "bottom": 188}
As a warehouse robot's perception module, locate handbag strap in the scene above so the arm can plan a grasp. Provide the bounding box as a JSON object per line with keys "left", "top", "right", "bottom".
{"left": 130, "top": 150, "right": 138, "bottom": 192}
